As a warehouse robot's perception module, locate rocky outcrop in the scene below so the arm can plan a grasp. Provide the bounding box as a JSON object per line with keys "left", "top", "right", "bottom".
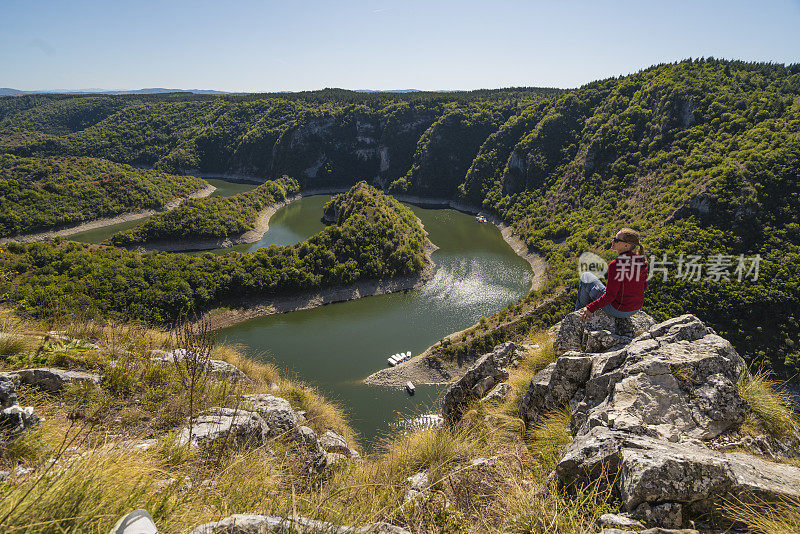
{"left": 190, "top": 514, "right": 411, "bottom": 533}
{"left": 178, "top": 395, "right": 349, "bottom": 472}
{"left": 552, "top": 309, "right": 655, "bottom": 355}
{"left": 0, "top": 374, "right": 39, "bottom": 437}
{"left": 519, "top": 312, "right": 800, "bottom": 529}
{"left": 3, "top": 367, "right": 101, "bottom": 393}
{"left": 441, "top": 342, "right": 527, "bottom": 423}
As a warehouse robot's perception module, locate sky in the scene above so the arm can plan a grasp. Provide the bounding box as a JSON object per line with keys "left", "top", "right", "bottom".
{"left": 2, "top": 0, "right": 800, "bottom": 92}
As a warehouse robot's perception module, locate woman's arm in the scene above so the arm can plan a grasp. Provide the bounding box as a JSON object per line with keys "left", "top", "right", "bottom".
{"left": 586, "top": 260, "right": 620, "bottom": 312}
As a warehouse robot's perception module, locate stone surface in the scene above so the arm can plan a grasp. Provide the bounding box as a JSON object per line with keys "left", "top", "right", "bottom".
{"left": 0, "top": 375, "right": 18, "bottom": 406}
{"left": 0, "top": 374, "right": 40, "bottom": 436}
{"left": 632, "top": 502, "right": 683, "bottom": 529}
{"left": 598, "top": 513, "right": 645, "bottom": 529}
{"left": 177, "top": 408, "right": 268, "bottom": 449}
{"left": 481, "top": 382, "right": 511, "bottom": 403}
{"left": 8, "top": 368, "right": 101, "bottom": 393}
{"left": 554, "top": 309, "right": 655, "bottom": 355}
{"left": 442, "top": 342, "right": 527, "bottom": 423}
{"left": 190, "top": 514, "right": 411, "bottom": 533}
{"left": 319, "top": 429, "right": 351, "bottom": 456}
{"left": 519, "top": 353, "right": 593, "bottom": 426}
{"left": 406, "top": 471, "right": 429, "bottom": 491}
{"left": 151, "top": 349, "right": 248, "bottom": 381}
{"left": 556, "top": 426, "right": 800, "bottom": 511}
{"left": 294, "top": 425, "right": 328, "bottom": 472}
{"left": 241, "top": 394, "right": 299, "bottom": 437}
{"left": 325, "top": 452, "right": 349, "bottom": 468}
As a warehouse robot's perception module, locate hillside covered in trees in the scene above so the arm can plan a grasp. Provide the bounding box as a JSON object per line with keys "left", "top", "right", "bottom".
{"left": 109, "top": 176, "right": 299, "bottom": 245}
{"left": 0, "top": 183, "right": 427, "bottom": 324}
{"left": 0, "top": 155, "right": 207, "bottom": 237}
{"left": 1, "top": 59, "right": 799, "bottom": 377}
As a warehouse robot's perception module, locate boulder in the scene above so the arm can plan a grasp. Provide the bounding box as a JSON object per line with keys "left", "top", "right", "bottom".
{"left": 554, "top": 309, "right": 655, "bottom": 355}
{"left": 8, "top": 368, "right": 101, "bottom": 393}
{"left": 442, "top": 342, "right": 527, "bottom": 423}
{"left": 522, "top": 314, "right": 749, "bottom": 441}
{"left": 556, "top": 426, "right": 800, "bottom": 514}
{"left": 1, "top": 405, "right": 39, "bottom": 435}
{"left": 151, "top": 349, "right": 248, "bottom": 381}
{"left": 110, "top": 510, "right": 158, "bottom": 534}
{"left": 294, "top": 425, "right": 328, "bottom": 472}
{"left": 571, "top": 315, "right": 748, "bottom": 441}
{"left": 177, "top": 408, "right": 268, "bottom": 450}
{"left": 0, "top": 374, "right": 40, "bottom": 436}
{"left": 318, "top": 429, "right": 351, "bottom": 456}
{"left": 241, "top": 394, "right": 299, "bottom": 437}
{"left": 481, "top": 382, "right": 511, "bottom": 403}
{"left": 190, "top": 514, "right": 411, "bottom": 534}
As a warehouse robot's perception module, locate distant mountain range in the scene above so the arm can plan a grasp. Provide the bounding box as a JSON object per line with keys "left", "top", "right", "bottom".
{"left": 0, "top": 88, "right": 232, "bottom": 96}
{"left": 0, "top": 87, "right": 444, "bottom": 97}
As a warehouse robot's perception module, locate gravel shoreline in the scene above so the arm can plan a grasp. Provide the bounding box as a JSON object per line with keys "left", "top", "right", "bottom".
{"left": 201, "top": 237, "right": 439, "bottom": 330}
{"left": 0, "top": 184, "right": 217, "bottom": 245}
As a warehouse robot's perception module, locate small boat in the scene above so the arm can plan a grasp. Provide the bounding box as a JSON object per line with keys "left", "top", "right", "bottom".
{"left": 405, "top": 381, "right": 416, "bottom": 395}
{"left": 475, "top": 215, "right": 488, "bottom": 223}
{"left": 387, "top": 357, "right": 397, "bottom": 367}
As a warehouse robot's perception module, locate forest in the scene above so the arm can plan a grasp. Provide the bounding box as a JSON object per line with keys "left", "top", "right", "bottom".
{"left": 1, "top": 58, "right": 799, "bottom": 377}
{"left": 0, "top": 155, "right": 207, "bottom": 237}
{"left": 109, "top": 176, "right": 299, "bottom": 245}
{"left": 0, "top": 183, "right": 427, "bottom": 324}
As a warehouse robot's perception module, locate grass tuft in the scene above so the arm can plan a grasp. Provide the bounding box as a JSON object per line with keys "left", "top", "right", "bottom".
{"left": 740, "top": 370, "right": 799, "bottom": 438}
{"left": 724, "top": 496, "right": 800, "bottom": 534}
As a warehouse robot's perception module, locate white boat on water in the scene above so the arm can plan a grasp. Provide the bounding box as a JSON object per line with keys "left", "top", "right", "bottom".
{"left": 386, "top": 350, "right": 412, "bottom": 367}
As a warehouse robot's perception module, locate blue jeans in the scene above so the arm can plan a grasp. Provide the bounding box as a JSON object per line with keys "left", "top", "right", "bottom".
{"left": 575, "top": 272, "right": 637, "bottom": 318}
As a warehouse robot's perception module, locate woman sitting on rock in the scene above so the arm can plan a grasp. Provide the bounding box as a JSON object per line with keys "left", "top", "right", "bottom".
{"left": 576, "top": 228, "right": 649, "bottom": 322}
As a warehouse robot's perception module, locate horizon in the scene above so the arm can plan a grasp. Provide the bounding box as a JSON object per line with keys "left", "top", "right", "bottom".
{"left": 2, "top": 0, "right": 799, "bottom": 93}
{"left": 4, "top": 55, "right": 798, "bottom": 95}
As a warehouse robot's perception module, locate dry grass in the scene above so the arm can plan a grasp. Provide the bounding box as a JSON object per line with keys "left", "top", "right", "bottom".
{"left": 0, "top": 314, "right": 626, "bottom": 533}
{"left": 740, "top": 370, "right": 800, "bottom": 439}
{"left": 723, "top": 496, "right": 800, "bottom": 534}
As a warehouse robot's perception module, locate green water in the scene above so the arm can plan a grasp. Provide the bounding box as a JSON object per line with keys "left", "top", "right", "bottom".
{"left": 68, "top": 180, "right": 532, "bottom": 446}
{"left": 69, "top": 178, "right": 258, "bottom": 243}
{"left": 217, "top": 195, "right": 532, "bottom": 446}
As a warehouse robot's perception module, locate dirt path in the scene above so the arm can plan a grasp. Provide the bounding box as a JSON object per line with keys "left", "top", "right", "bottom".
{"left": 0, "top": 185, "right": 217, "bottom": 245}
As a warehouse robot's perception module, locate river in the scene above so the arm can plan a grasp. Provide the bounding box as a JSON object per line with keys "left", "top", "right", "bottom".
{"left": 69, "top": 180, "right": 532, "bottom": 446}
{"left": 216, "top": 194, "right": 532, "bottom": 446}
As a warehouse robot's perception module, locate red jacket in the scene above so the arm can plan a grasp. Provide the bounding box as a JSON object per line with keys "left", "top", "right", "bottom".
{"left": 587, "top": 252, "right": 648, "bottom": 313}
